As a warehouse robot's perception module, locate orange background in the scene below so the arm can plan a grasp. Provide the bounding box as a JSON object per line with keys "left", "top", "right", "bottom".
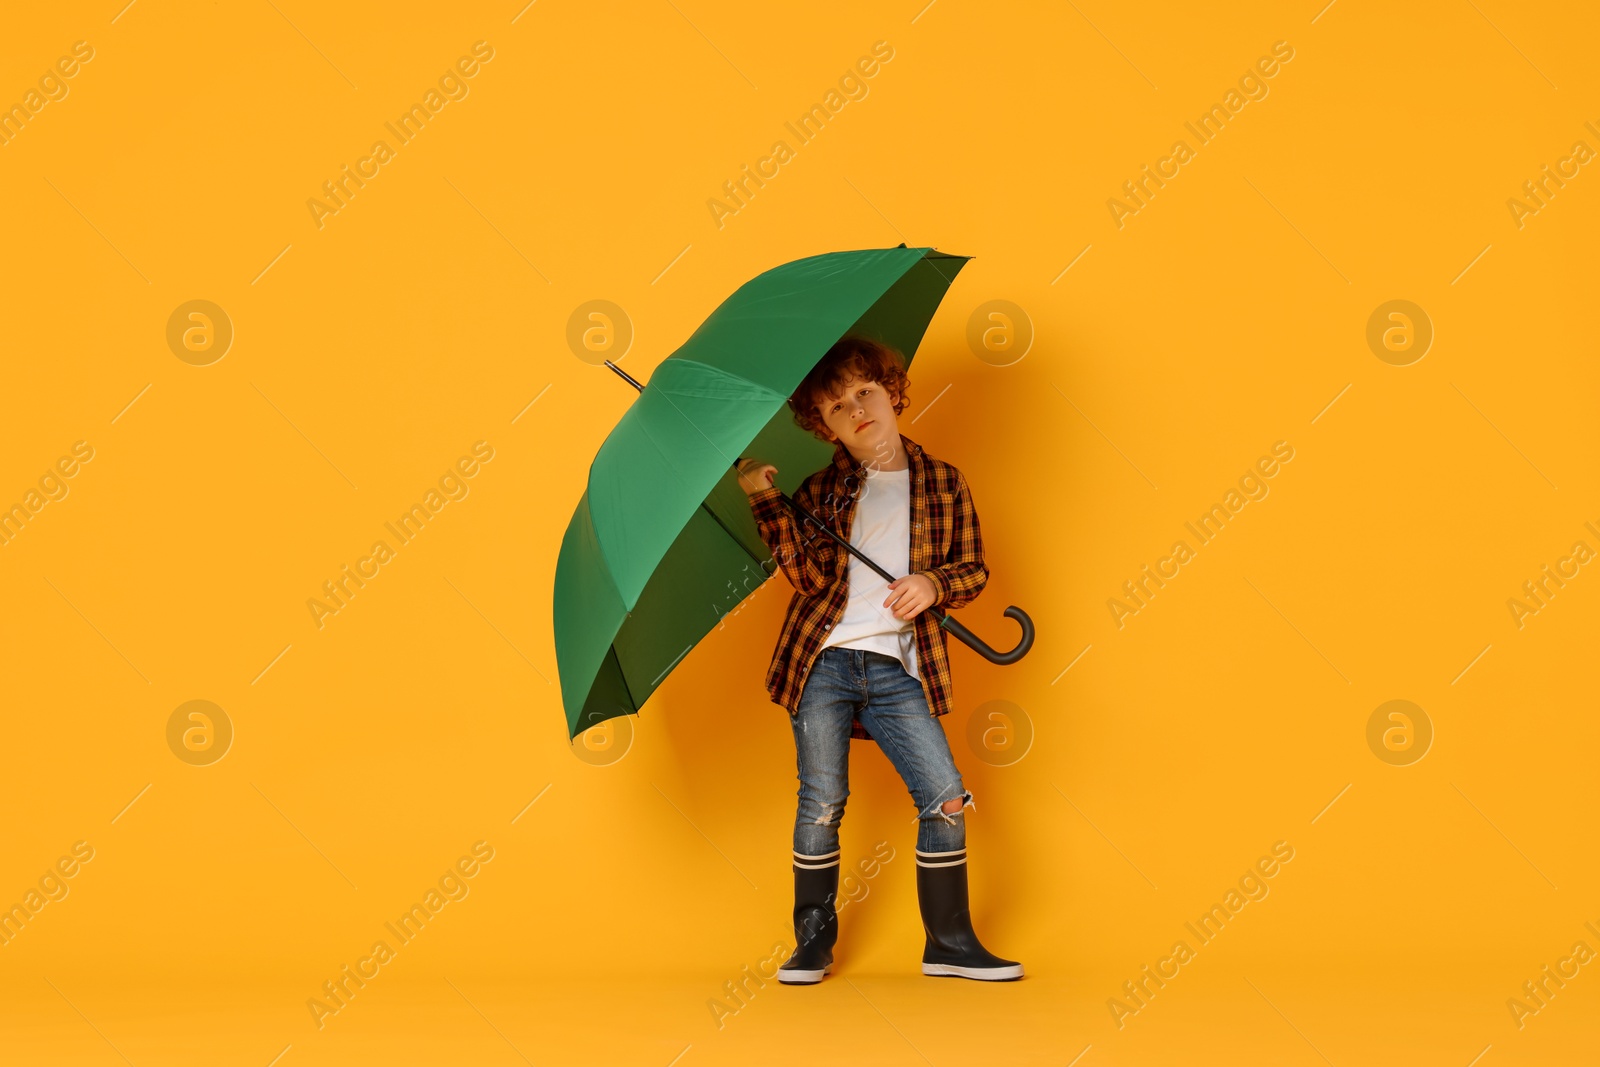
{"left": 1, "top": 1, "right": 1596, "bottom": 1064}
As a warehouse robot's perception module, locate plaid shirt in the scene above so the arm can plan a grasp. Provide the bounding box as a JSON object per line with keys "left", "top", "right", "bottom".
{"left": 747, "top": 434, "right": 987, "bottom": 742}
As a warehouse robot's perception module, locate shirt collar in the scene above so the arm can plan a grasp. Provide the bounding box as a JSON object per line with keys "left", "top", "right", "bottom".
{"left": 831, "top": 432, "right": 920, "bottom": 477}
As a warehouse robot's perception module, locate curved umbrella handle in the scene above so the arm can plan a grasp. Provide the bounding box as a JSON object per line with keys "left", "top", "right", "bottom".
{"left": 933, "top": 605, "right": 1034, "bottom": 665}
{"left": 758, "top": 481, "right": 1037, "bottom": 666}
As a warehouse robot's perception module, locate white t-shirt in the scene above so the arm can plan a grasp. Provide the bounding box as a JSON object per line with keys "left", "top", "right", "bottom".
{"left": 820, "top": 464, "right": 919, "bottom": 680}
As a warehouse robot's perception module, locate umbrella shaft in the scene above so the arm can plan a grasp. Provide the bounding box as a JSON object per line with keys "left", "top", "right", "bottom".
{"left": 783, "top": 492, "right": 946, "bottom": 624}
{"left": 606, "top": 360, "right": 645, "bottom": 391}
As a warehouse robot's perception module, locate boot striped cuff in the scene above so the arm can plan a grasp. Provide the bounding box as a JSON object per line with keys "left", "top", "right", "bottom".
{"left": 793, "top": 849, "right": 840, "bottom": 870}
{"left": 915, "top": 847, "right": 967, "bottom": 869}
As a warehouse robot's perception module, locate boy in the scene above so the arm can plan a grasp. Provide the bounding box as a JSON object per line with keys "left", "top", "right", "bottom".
{"left": 737, "top": 335, "right": 1023, "bottom": 984}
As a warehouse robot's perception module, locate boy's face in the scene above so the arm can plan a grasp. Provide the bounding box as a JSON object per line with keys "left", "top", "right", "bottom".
{"left": 813, "top": 373, "right": 901, "bottom": 459}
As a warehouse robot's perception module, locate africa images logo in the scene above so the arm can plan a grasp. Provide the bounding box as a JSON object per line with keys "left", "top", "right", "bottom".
{"left": 306, "top": 42, "right": 496, "bottom": 230}
{"left": 1105, "top": 41, "right": 1296, "bottom": 229}
{"left": 1108, "top": 841, "right": 1295, "bottom": 1028}
{"left": 306, "top": 441, "right": 495, "bottom": 630}
{"left": 306, "top": 841, "right": 495, "bottom": 1029}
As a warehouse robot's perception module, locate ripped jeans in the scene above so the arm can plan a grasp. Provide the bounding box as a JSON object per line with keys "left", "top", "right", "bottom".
{"left": 791, "top": 647, "right": 972, "bottom": 858}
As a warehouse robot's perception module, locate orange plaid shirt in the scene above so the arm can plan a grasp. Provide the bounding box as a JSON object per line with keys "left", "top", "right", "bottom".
{"left": 747, "top": 433, "right": 988, "bottom": 742}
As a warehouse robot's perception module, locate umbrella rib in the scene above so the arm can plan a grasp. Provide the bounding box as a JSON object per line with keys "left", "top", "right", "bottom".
{"left": 611, "top": 643, "right": 641, "bottom": 710}
{"left": 648, "top": 362, "right": 743, "bottom": 469}
{"left": 696, "top": 497, "right": 773, "bottom": 575}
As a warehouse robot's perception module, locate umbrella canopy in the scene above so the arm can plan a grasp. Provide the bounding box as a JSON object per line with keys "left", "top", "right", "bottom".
{"left": 554, "top": 245, "right": 970, "bottom": 741}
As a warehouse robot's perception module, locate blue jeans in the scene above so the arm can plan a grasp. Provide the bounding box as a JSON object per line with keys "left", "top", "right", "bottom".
{"left": 791, "top": 647, "right": 973, "bottom": 858}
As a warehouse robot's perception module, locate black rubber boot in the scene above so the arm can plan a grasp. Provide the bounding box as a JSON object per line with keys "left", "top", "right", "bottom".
{"left": 777, "top": 851, "right": 839, "bottom": 984}
{"left": 915, "top": 848, "right": 1023, "bottom": 980}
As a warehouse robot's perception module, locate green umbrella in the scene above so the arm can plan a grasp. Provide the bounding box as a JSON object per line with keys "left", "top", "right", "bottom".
{"left": 553, "top": 244, "right": 1034, "bottom": 742}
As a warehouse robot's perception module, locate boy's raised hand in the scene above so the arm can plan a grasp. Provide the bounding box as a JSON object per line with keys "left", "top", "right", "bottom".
{"left": 737, "top": 457, "right": 778, "bottom": 497}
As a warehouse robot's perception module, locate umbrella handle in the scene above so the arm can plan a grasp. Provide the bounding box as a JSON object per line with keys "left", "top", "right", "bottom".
{"left": 760, "top": 480, "right": 1036, "bottom": 666}
{"left": 931, "top": 605, "right": 1034, "bottom": 665}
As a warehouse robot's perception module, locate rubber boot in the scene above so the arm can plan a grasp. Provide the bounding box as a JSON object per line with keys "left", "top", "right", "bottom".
{"left": 776, "top": 851, "right": 839, "bottom": 984}
{"left": 915, "top": 847, "right": 1023, "bottom": 980}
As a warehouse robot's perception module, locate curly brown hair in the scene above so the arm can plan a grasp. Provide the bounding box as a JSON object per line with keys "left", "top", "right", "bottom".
{"left": 788, "top": 335, "right": 912, "bottom": 442}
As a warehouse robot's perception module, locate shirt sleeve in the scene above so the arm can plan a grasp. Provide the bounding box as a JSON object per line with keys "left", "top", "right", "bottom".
{"left": 915, "top": 469, "right": 988, "bottom": 611}
{"left": 748, "top": 479, "right": 834, "bottom": 597}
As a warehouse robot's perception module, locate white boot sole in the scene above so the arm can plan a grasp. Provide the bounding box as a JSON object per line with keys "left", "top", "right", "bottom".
{"left": 777, "top": 963, "right": 832, "bottom": 984}
{"left": 922, "top": 962, "right": 1023, "bottom": 981}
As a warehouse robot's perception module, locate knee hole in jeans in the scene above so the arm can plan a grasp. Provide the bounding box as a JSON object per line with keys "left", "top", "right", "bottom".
{"left": 928, "top": 788, "right": 973, "bottom": 825}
